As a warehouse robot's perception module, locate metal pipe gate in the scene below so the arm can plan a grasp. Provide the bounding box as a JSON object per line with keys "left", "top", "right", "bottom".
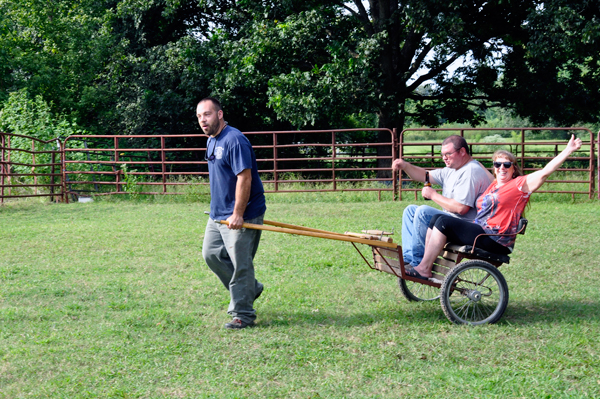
{"left": 1, "top": 127, "right": 598, "bottom": 203}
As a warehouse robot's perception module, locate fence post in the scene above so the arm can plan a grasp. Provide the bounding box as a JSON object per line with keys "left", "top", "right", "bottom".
{"left": 331, "top": 130, "right": 336, "bottom": 192}
{"left": 1, "top": 133, "right": 4, "bottom": 204}
{"left": 392, "top": 128, "right": 398, "bottom": 201}
{"left": 61, "top": 139, "right": 69, "bottom": 203}
{"left": 6, "top": 135, "right": 10, "bottom": 197}
{"left": 114, "top": 137, "right": 121, "bottom": 193}
{"left": 520, "top": 129, "right": 525, "bottom": 173}
{"left": 273, "top": 133, "right": 278, "bottom": 192}
{"left": 56, "top": 139, "right": 64, "bottom": 203}
{"left": 588, "top": 133, "right": 592, "bottom": 197}
{"left": 161, "top": 136, "right": 167, "bottom": 194}
{"left": 397, "top": 129, "right": 403, "bottom": 201}
{"left": 31, "top": 138, "right": 38, "bottom": 196}
{"left": 51, "top": 143, "right": 55, "bottom": 202}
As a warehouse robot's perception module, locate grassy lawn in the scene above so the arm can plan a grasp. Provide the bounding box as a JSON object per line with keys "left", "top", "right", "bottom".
{"left": 1, "top": 196, "right": 599, "bottom": 398}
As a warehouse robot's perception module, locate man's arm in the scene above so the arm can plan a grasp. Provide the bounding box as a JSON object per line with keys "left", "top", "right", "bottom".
{"left": 396, "top": 158, "right": 470, "bottom": 214}
{"left": 422, "top": 187, "right": 471, "bottom": 215}
{"left": 392, "top": 158, "right": 427, "bottom": 182}
{"left": 423, "top": 159, "right": 493, "bottom": 215}
{"left": 226, "top": 168, "right": 252, "bottom": 229}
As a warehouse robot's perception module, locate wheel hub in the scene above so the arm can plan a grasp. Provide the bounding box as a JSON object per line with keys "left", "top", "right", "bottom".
{"left": 466, "top": 289, "right": 482, "bottom": 302}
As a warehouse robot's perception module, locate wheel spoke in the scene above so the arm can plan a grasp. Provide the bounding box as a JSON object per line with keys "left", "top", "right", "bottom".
{"left": 398, "top": 278, "right": 440, "bottom": 302}
{"left": 453, "top": 296, "right": 471, "bottom": 317}
{"left": 475, "top": 302, "right": 488, "bottom": 320}
{"left": 460, "top": 296, "right": 471, "bottom": 320}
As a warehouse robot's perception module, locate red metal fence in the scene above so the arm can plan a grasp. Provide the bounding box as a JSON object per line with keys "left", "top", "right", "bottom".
{"left": 0, "top": 132, "right": 63, "bottom": 204}
{"left": 61, "top": 134, "right": 210, "bottom": 200}
{"left": 60, "top": 128, "right": 397, "bottom": 202}
{"left": 1, "top": 127, "right": 599, "bottom": 204}
{"left": 398, "top": 127, "right": 597, "bottom": 200}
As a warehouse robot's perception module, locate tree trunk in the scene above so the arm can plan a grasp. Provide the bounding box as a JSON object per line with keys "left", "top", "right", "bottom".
{"left": 376, "top": 101, "right": 405, "bottom": 178}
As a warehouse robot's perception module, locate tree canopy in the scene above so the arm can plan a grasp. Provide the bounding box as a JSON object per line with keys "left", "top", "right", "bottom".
{"left": 500, "top": 0, "right": 600, "bottom": 126}
{"left": 1, "top": 0, "right": 599, "bottom": 140}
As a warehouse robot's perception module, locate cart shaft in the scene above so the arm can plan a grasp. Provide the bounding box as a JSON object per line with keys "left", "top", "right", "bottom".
{"left": 213, "top": 219, "right": 399, "bottom": 249}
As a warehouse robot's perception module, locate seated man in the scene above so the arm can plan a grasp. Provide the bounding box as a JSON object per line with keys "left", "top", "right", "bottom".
{"left": 393, "top": 135, "right": 493, "bottom": 268}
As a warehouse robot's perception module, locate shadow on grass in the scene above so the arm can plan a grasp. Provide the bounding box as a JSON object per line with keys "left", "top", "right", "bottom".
{"left": 503, "top": 299, "right": 600, "bottom": 325}
{"left": 256, "top": 302, "right": 446, "bottom": 328}
{"left": 256, "top": 298, "right": 600, "bottom": 328}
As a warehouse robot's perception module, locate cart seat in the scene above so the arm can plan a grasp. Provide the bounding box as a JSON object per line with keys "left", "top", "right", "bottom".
{"left": 444, "top": 244, "right": 511, "bottom": 264}
{"left": 443, "top": 218, "right": 528, "bottom": 265}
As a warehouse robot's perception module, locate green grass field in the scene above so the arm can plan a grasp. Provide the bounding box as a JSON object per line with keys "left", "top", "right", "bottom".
{"left": 1, "top": 196, "right": 599, "bottom": 398}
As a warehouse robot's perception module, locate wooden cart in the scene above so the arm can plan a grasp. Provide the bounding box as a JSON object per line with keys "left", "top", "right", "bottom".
{"left": 210, "top": 217, "right": 527, "bottom": 325}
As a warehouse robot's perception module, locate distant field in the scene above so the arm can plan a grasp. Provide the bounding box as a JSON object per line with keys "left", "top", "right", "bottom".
{"left": 401, "top": 138, "right": 593, "bottom": 156}
{"left": 1, "top": 197, "right": 599, "bottom": 398}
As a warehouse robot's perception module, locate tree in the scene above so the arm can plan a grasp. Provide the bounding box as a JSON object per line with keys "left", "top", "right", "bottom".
{"left": 499, "top": 0, "right": 600, "bottom": 126}
{"left": 211, "top": 0, "right": 538, "bottom": 174}
{"left": 0, "top": 0, "right": 108, "bottom": 115}
{"left": 2, "top": 0, "right": 599, "bottom": 150}
{"left": 0, "top": 0, "right": 222, "bottom": 137}
{"left": 89, "top": 0, "right": 216, "bottom": 136}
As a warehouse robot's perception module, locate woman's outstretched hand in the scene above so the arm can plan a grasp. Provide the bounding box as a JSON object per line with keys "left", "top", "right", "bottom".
{"left": 567, "top": 134, "right": 583, "bottom": 153}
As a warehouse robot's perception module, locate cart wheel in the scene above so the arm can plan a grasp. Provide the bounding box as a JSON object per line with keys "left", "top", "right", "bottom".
{"left": 440, "top": 260, "right": 508, "bottom": 325}
{"left": 398, "top": 277, "right": 440, "bottom": 302}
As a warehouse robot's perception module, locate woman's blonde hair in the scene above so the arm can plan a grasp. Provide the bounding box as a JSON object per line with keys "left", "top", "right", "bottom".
{"left": 492, "top": 150, "right": 522, "bottom": 179}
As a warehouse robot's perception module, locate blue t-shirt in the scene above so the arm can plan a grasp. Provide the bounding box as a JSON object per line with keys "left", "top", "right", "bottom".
{"left": 207, "top": 126, "right": 266, "bottom": 220}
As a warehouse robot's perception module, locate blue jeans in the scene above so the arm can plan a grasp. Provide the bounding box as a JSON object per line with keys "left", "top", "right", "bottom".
{"left": 401, "top": 205, "right": 448, "bottom": 266}
{"left": 202, "top": 214, "right": 264, "bottom": 324}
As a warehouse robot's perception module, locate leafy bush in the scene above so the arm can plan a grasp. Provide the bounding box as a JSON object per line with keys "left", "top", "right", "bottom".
{"left": 0, "top": 88, "right": 87, "bottom": 140}
{"left": 0, "top": 89, "right": 88, "bottom": 187}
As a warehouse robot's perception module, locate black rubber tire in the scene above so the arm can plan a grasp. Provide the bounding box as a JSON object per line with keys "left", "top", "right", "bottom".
{"left": 398, "top": 277, "right": 440, "bottom": 302}
{"left": 440, "top": 260, "right": 509, "bottom": 325}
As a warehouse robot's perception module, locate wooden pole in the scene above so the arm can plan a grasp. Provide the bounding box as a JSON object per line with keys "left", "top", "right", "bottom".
{"left": 263, "top": 219, "right": 349, "bottom": 237}
{"left": 213, "top": 219, "right": 399, "bottom": 249}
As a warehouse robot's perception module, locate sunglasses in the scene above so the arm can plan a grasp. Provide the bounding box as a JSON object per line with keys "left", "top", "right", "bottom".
{"left": 204, "top": 140, "right": 215, "bottom": 161}
{"left": 493, "top": 161, "right": 513, "bottom": 169}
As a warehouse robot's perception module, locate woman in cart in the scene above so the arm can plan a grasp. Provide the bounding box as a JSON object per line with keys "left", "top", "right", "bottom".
{"left": 406, "top": 134, "right": 583, "bottom": 280}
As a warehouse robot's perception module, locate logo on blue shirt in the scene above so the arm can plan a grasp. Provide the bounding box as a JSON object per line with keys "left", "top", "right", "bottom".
{"left": 215, "top": 146, "right": 224, "bottom": 159}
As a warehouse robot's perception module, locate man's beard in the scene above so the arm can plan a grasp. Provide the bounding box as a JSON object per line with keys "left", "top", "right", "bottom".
{"left": 203, "top": 121, "right": 220, "bottom": 136}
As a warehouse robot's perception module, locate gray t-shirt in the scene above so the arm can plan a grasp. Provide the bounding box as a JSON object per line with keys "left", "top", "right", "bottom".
{"left": 429, "top": 160, "right": 492, "bottom": 221}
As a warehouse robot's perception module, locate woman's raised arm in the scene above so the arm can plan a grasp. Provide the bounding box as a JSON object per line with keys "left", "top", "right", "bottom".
{"left": 523, "top": 135, "right": 583, "bottom": 193}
